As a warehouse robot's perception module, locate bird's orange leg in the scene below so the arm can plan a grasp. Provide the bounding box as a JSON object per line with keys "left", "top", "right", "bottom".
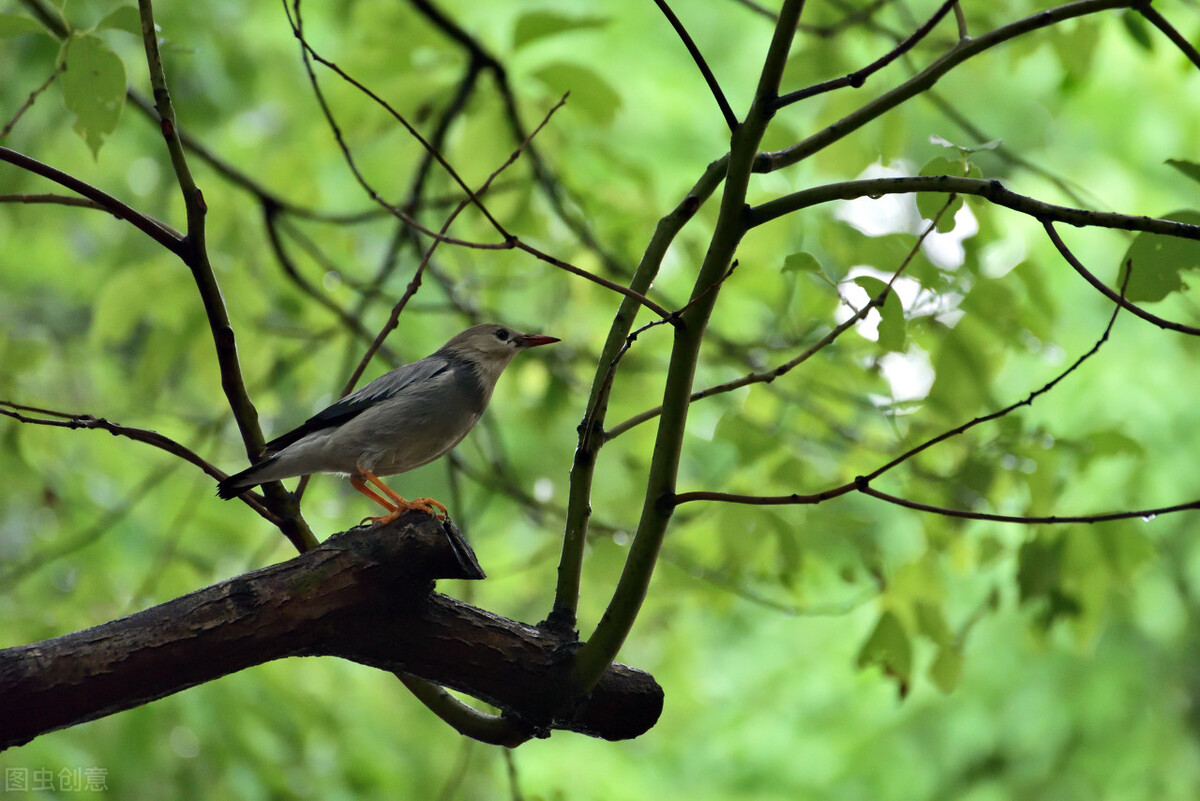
{"left": 357, "top": 470, "right": 448, "bottom": 522}
{"left": 350, "top": 475, "right": 398, "bottom": 513}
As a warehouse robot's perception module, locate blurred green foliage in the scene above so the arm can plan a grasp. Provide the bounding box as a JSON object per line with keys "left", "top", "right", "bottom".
{"left": 3, "top": 0, "right": 1200, "bottom": 798}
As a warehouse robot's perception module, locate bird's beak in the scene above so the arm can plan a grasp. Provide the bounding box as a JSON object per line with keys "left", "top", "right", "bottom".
{"left": 517, "top": 333, "right": 560, "bottom": 348}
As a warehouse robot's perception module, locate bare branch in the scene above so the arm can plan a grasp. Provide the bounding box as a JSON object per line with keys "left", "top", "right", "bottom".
{"left": 570, "top": 0, "right": 809, "bottom": 697}
{"left": 671, "top": 268, "right": 1177, "bottom": 527}
{"left": 607, "top": 197, "right": 955, "bottom": 439}
{"left": 284, "top": 2, "right": 669, "bottom": 319}
{"left": 858, "top": 262, "right": 1131, "bottom": 485}
{"left": 0, "top": 193, "right": 105, "bottom": 210}
{"left": 262, "top": 210, "right": 402, "bottom": 362}
{"left": 652, "top": 0, "right": 738, "bottom": 131}
{"left": 857, "top": 484, "right": 1200, "bottom": 525}
{"left": 137, "top": 0, "right": 316, "bottom": 550}
{"left": 1043, "top": 222, "right": 1200, "bottom": 336}
{"left": 761, "top": 0, "right": 1140, "bottom": 173}
{"left": 285, "top": 0, "right": 509, "bottom": 235}
{"left": 340, "top": 95, "right": 570, "bottom": 396}
{"left": 775, "top": 0, "right": 960, "bottom": 109}
{"left": 751, "top": 175, "right": 1200, "bottom": 242}
{"left": 1, "top": 62, "right": 63, "bottom": 138}
{"left": 551, "top": 156, "right": 728, "bottom": 628}
{"left": 0, "top": 401, "right": 281, "bottom": 527}
{"left": 1138, "top": 3, "right": 1200, "bottom": 70}
{"left": 0, "top": 146, "right": 183, "bottom": 249}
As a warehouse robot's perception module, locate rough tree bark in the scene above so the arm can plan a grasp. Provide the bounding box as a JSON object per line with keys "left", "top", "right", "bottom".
{"left": 0, "top": 514, "right": 662, "bottom": 749}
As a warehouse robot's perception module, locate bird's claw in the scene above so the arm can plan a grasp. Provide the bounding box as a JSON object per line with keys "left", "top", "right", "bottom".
{"left": 362, "top": 497, "right": 449, "bottom": 527}
{"left": 412, "top": 497, "right": 450, "bottom": 519}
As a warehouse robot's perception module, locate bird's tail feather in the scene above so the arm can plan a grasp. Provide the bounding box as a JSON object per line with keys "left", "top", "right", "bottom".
{"left": 216, "top": 458, "right": 276, "bottom": 500}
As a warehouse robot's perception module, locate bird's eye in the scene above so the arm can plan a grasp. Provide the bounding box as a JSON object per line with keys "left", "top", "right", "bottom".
{"left": 493, "top": 328, "right": 510, "bottom": 341}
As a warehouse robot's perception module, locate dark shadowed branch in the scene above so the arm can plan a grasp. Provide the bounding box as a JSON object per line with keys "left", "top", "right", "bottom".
{"left": 0, "top": 515, "right": 662, "bottom": 750}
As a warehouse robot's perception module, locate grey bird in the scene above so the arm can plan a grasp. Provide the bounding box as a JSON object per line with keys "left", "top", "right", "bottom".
{"left": 217, "top": 323, "right": 559, "bottom": 523}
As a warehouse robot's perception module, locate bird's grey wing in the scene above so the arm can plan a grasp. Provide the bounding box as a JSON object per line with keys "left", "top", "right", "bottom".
{"left": 263, "top": 356, "right": 453, "bottom": 452}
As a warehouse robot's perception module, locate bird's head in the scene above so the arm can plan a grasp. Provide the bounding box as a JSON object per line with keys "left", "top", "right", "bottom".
{"left": 440, "top": 323, "right": 560, "bottom": 385}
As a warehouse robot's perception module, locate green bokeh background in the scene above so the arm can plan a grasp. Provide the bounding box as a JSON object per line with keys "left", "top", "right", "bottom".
{"left": 4, "top": 0, "right": 1200, "bottom": 797}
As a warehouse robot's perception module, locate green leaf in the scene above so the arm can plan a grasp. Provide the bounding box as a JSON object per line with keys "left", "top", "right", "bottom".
{"left": 918, "top": 156, "right": 981, "bottom": 230}
{"left": 782, "top": 251, "right": 821, "bottom": 274}
{"left": 1166, "top": 159, "right": 1200, "bottom": 187}
{"left": 854, "top": 276, "right": 906, "bottom": 352}
{"left": 513, "top": 11, "right": 607, "bottom": 50}
{"left": 926, "top": 315, "right": 995, "bottom": 420}
{"left": 0, "top": 12, "right": 47, "bottom": 37}
{"left": 1118, "top": 210, "right": 1200, "bottom": 302}
{"left": 713, "top": 412, "right": 777, "bottom": 461}
{"left": 928, "top": 645, "right": 963, "bottom": 693}
{"left": 1086, "top": 429, "right": 1145, "bottom": 462}
{"left": 1017, "top": 535, "right": 1083, "bottom": 628}
{"left": 530, "top": 62, "right": 621, "bottom": 127}
{"left": 96, "top": 6, "right": 143, "bottom": 35}
{"left": 915, "top": 601, "right": 952, "bottom": 646}
{"left": 1121, "top": 10, "right": 1154, "bottom": 51}
{"left": 1050, "top": 19, "right": 1100, "bottom": 85}
{"left": 929, "top": 134, "right": 1002, "bottom": 154}
{"left": 61, "top": 35, "right": 126, "bottom": 157}
{"left": 856, "top": 610, "right": 912, "bottom": 696}
{"left": 1017, "top": 536, "right": 1063, "bottom": 604}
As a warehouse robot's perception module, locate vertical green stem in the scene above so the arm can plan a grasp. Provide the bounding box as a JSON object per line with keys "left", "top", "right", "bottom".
{"left": 569, "top": 0, "right": 807, "bottom": 691}
{"left": 550, "top": 158, "right": 727, "bottom": 629}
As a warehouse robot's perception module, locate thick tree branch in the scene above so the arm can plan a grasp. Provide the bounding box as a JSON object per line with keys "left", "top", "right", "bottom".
{"left": 0, "top": 515, "right": 662, "bottom": 750}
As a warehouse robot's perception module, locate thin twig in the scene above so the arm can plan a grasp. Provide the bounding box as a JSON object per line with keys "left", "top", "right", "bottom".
{"left": 859, "top": 485, "right": 1200, "bottom": 525}
{"left": 673, "top": 267, "right": 1146, "bottom": 524}
{"left": 652, "top": 0, "right": 738, "bottom": 131}
{"left": 263, "top": 208, "right": 402, "bottom": 362}
{"left": 1043, "top": 222, "right": 1200, "bottom": 336}
{"left": 1, "top": 62, "right": 63, "bottom": 138}
{"left": 729, "top": 0, "right": 777, "bottom": 22}
{"left": 340, "top": 94, "right": 570, "bottom": 395}
{"left": 801, "top": 0, "right": 893, "bottom": 37}
{"left": 858, "top": 262, "right": 1131, "bottom": 485}
{"left": 286, "top": 0, "right": 669, "bottom": 319}
{"left": 0, "top": 146, "right": 183, "bottom": 249}
{"left": 0, "top": 402, "right": 281, "bottom": 526}
{"left": 775, "top": 0, "right": 960, "bottom": 108}
{"left": 607, "top": 197, "right": 955, "bottom": 439}
{"left": 0, "top": 193, "right": 105, "bottom": 210}
{"left": 952, "top": 2, "right": 968, "bottom": 38}
{"left": 1138, "top": 3, "right": 1200, "bottom": 70}
{"left": 285, "top": 0, "right": 507, "bottom": 235}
